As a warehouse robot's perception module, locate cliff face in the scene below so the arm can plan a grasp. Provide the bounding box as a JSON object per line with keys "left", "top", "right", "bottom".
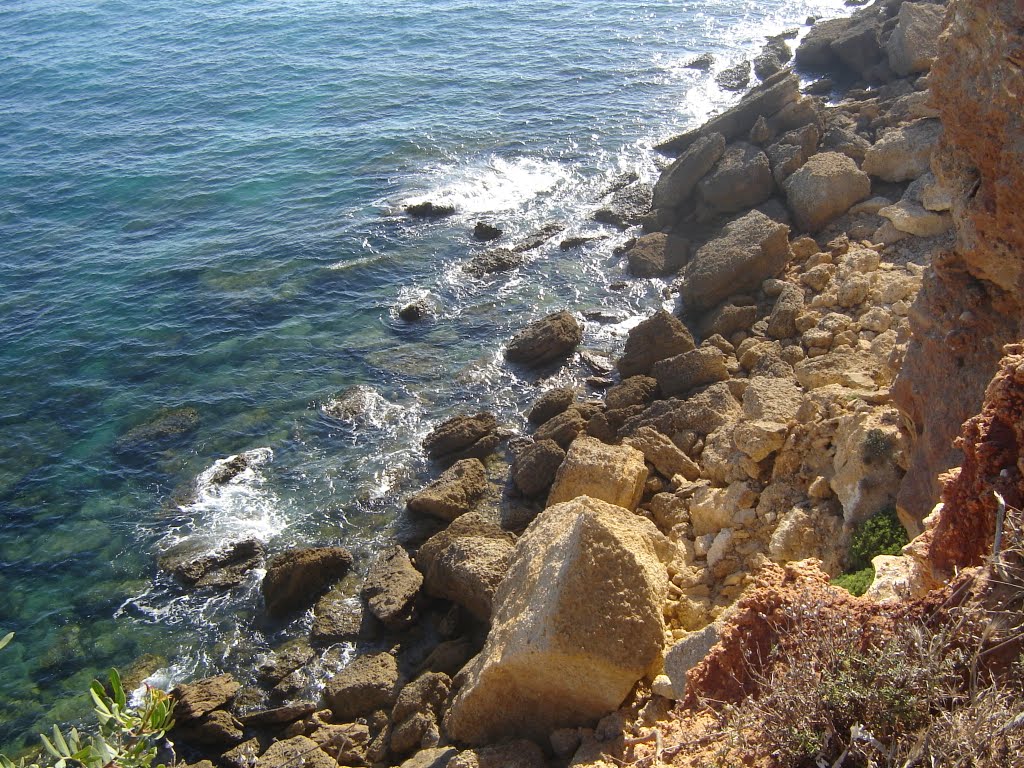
{"left": 893, "top": 0, "right": 1024, "bottom": 528}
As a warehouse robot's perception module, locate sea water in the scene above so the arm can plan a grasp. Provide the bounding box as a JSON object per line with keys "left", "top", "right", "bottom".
{"left": 0, "top": 0, "right": 847, "bottom": 749}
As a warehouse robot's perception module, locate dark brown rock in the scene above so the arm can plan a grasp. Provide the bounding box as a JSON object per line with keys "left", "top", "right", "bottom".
{"left": 406, "top": 202, "right": 455, "bottom": 219}
{"left": 697, "top": 142, "right": 775, "bottom": 216}
{"left": 472, "top": 222, "right": 502, "bottom": 241}
{"left": 652, "top": 132, "right": 726, "bottom": 211}
{"left": 256, "top": 736, "right": 339, "bottom": 768}
{"left": 159, "top": 539, "right": 265, "bottom": 591}
{"left": 390, "top": 673, "right": 452, "bottom": 756}
{"left": 172, "top": 673, "right": 241, "bottom": 723}
{"left": 652, "top": 347, "right": 731, "bottom": 398}
{"left": 262, "top": 547, "right": 353, "bottom": 618}
{"left": 505, "top": 311, "right": 583, "bottom": 368}
{"left": 511, "top": 439, "right": 566, "bottom": 497}
{"left": 605, "top": 376, "right": 659, "bottom": 411}
{"left": 532, "top": 407, "right": 588, "bottom": 450}
{"left": 464, "top": 248, "right": 524, "bottom": 277}
{"left": 625, "top": 232, "right": 689, "bottom": 277}
{"left": 617, "top": 310, "right": 696, "bottom": 379}
{"left": 526, "top": 387, "right": 577, "bottom": 426}
{"left": 361, "top": 545, "right": 423, "bottom": 629}
{"left": 239, "top": 702, "right": 317, "bottom": 728}
{"left": 423, "top": 413, "right": 499, "bottom": 463}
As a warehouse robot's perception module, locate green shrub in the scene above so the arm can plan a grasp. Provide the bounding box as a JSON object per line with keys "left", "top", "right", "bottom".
{"left": 831, "top": 567, "right": 875, "bottom": 597}
{"left": 847, "top": 507, "right": 908, "bottom": 572}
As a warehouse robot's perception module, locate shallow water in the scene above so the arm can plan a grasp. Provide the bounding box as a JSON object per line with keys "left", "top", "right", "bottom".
{"left": 0, "top": 0, "right": 847, "bottom": 749}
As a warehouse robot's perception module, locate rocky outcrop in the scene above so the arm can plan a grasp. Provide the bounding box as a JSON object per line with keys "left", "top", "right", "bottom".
{"left": 407, "top": 459, "right": 489, "bottom": 521}
{"left": 262, "top": 547, "right": 353, "bottom": 618}
{"left": 616, "top": 310, "right": 695, "bottom": 379}
{"left": 505, "top": 310, "right": 583, "bottom": 368}
{"left": 510, "top": 439, "right": 565, "bottom": 497}
{"left": 783, "top": 151, "right": 870, "bottom": 232}
{"left": 361, "top": 545, "right": 423, "bottom": 629}
{"left": 324, "top": 652, "right": 401, "bottom": 721}
{"left": 679, "top": 210, "right": 791, "bottom": 315}
{"left": 547, "top": 436, "right": 648, "bottom": 511}
{"left": 159, "top": 538, "right": 265, "bottom": 591}
{"left": 652, "top": 133, "right": 726, "bottom": 210}
{"left": 885, "top": 2, "right": 946, "bottom": 76}
{"left": 526, "top": 387, "right": 576, "bottom": 426}
{"left": 444, "top": 496, "right": 673, "bottom": 744}
{"left": 625, "top": 232, "right": 689, "bottom": 277}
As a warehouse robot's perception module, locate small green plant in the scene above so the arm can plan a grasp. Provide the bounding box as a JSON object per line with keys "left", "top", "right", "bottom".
{"left": 0, "top": 634, "right": 174, "bottom": 768}
{"left": 847, "top": 507, "right": 908, "bottom": 572}
{"left": 830, "top": 567, "right": 874, "bottom": 597}
{"left": 861, "top": 428, "right": 893, "bottom": 465}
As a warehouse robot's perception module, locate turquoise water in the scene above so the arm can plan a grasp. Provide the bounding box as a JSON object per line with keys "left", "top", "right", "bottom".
{"left": 0, "top": 0, "right": 846, "bottom": 749}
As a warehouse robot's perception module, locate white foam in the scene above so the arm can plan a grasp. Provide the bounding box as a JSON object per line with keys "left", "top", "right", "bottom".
{"left": 403, "top": 155, "right": 572, "bottom": 216}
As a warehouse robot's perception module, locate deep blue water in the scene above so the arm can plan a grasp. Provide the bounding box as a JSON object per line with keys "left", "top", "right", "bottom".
{"left": 0, "top": 0, "right": 846, "bottom": 749}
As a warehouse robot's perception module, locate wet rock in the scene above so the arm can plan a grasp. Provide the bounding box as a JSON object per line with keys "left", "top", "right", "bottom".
{"left": 239, "top": 701, "right": 317, "bottom": 728}
{"left": 754, "top": 37, "right": 793, "bottom": 80}
{"left": 172, "top": 709, "right": 244, "bottom": 747}
{"left": 617, "top": 310, "right": 696, "bottom": 378}
{"left": 407, "top": 458, "right": 489, "bottom": 521}
{"left": 511, "top": 439, "right": 566, "bottom": 497}
{"left": 311, "top": 588, "right": 373, "bottom": 646}
{"left": 623, "top": 426, "right": 700, "bottom": 481}
{"left": 547, "top": 435, "right": 648, "bottom": 511}
{"left": 680, "top": 210, "right": 791, "bottom": 316}
{"left": 652, "top": 132, "right": 726, "bottom": 211}
{"left": 862, "top": 119, "right": 942, "bottom": 182}
{"left": 444, "top": 496, "right": 672, "bottom": 745}
{"left": 172, "top": 674, "right": 241, "bottom": 723}
{"left": 323, "top": 384, "right": 387, "bottom": 422}
{"left": 464, "top": 248, "right": 524, "bottom": 277}
{"left": 257, "top": 640, "right": 315, "bottom": 685}
{"left": 399, "top": 300, "right": 431, "bottom": 322}
{"left": 159, "top": 539, "right": 265, "bottom": 591}
{"left": 511, "top": 223, "right": 565, "bottom": 253}
{"left": 593, "top": 182, "right": 653, "bottom": 229}
{"left": 262, "top": 547, "right": 354, "bottom": 618}
{"left": 361, "top": 545, "right": 422, "bottom": 629}
{"left": 697, "top": 142, "right": 775, "bottom": 215}
{"left": 625, "top": 232, "right": 689, "bottom": 277}
{"left": 527, "top": 387, "right": 577, "bottom": 426}
{"left": 406, "top": 202, "right": 455, "bottom": 219}
{"left": 114, "top": 407, "right": 200, "bottom": 454}
{"left": 580, "top": 350, "right": 614, "bottom": 375}
{"left": 716, "top": 60, "right": 752, "bottom": 91}
{"left": 416, "top": 513, "right": 516, "bottom": 622}
{"left": 423, "top": 412, "right": 500, "bottom": 463}
{"left": 684, "top": 53, "right": 715, "bottom": 71}
{"left": 505, "top": 310, "right": 583, "bottom": 368}
{"left": 325, "top": 652, "right": 400, "bottom": 722}
{"left": 390, "top": 673, "right": 451, "bottom": 756}
{"left": 207, "top": 453, "right": 252, "bottom": 486}
{"left": 885, "top": 2, "right": 945, "bottom": 76}
{"left": 472, "top": 221, "right": 502, "bottom": 241}
{"left": 256, "top": 736, "right": 338, "bottom": 768}
{"left": 652, "top": 346, "right": 730, "bottom": 398}
{"left": 783, "top": 151, "right": 871, "bottom": 233}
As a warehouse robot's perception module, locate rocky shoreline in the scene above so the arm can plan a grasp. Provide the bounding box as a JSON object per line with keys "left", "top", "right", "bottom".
{"left": 152, "top": 0, "right": 1024, "bottom": 766}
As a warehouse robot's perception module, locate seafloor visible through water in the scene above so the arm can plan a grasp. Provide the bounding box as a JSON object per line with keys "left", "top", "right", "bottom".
{"left": 0, "top": 0, "right": 847, "bottom": 750}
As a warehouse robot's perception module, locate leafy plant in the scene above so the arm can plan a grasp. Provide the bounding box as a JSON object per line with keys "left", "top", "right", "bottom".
{"left": 0, "top": 635, "right": 174, "bottom": 768}
{"left": 847, "top": 506, "right": 908, "bottom": 572}
{"left": 830, "top": 567, "right": 874, "bottom": 597}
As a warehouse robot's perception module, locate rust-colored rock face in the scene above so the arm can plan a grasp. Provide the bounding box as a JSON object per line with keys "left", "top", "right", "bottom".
{"left": 931, "top": 0, "right": 1024, "bottom": 294}
{"left": 893, "top": 0, "right": 1024, "bottom": 528}
{"left": 918, "top": 344, "right": 1024, "bottom": 578}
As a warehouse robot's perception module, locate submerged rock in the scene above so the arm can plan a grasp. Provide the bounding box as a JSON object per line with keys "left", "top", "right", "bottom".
{"left": 159, "top": 538, "right": 265, "bottom": 591}
{"left": 472, "top": 221, "right": 503, "bottom": 241}
{"left": 114, "top": 407, "right": 200, "bottom": 454}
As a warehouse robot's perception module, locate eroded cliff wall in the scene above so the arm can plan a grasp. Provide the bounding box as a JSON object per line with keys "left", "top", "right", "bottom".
{"left": 893, "top": 0, "right": 1024, "bottom": 529}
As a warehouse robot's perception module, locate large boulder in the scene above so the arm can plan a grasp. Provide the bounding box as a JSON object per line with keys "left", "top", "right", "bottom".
{"left": 625, "top": 232, "right": 689, "bottom": 277}
{"left": 444, "top": 496, "right": 673, "bottom": 744}
{"left": 697, "top": 143, "right": 775, "bottom": 215}
{"left": 416, "top": 513, "right": 517, "bottom": 622}
{"left": 526, "top": 387, "right": 577, "bottom": 426}
{"left": 505, "top": 311, "right": 582, "bottom": 368}
{"left": 593, "top": 181, "right": 653, "bottom": 229}
{"left": 256, "top": 736, "right": 338, "bottom": 768}
{"left": 262, "top": 547, "right": 353, "bottom": 618}
{"left": 617, "top": 310, "right": 695, "bottom": 378}
{"left": 680, "top": 210, "right": 791, "bottom": 315}
{"left": 407, "top": 459, "right": 488, "bottom": 521}
{"left": 794, "top": 17, "right": 858, "bottom": 71}
{"left": 172, "top": 674, "right": 240, "bottom": 723}
{"left": 651, "top": 346, "right": 730, "bottom": 398}
{"left": 862, "top": 119, "right": 942, "bottom": 182}
{"left": 423, "top": 413, "right": 500, "bottom": 464}
{"left": 652, "top": 133, "right": 726, "bottom": 210}
{"left": 547, "top": 436, "right": 648, "bottom": 511}
{"left": 783, "top": 152, "right": 871, "bottom": 233}
{"left": 886, "top": 2, "right": 946, "bottom": 76}
{"left": 361, "top": 545, "right": 422, "bottom": 629}
{"left": 324, "top": 652, "right": 401, "bottom": 722}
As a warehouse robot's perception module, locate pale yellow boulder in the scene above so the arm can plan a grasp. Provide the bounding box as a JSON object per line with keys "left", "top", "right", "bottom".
{"left": 547, "top": 436, "right": 647, "bottom": 510}
{"left": 444, "top": 496, "right": 673, "bottom": 745}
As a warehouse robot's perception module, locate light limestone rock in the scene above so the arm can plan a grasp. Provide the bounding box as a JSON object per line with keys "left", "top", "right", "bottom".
{"left": 689, "top": 482, "right": 758, "bottom": 536}
{"left": 768, "top": 506, "right": 843, "bottom": 574}
{"left": 878, "top": 199, "right": 953, "bottom": 237}
{"left": 444, "top": 496, "right": 673, "bottom": 744}
{"left": 864, "top": 554, "right": 931, "bottom": 603}
{"left": 407, "top": 459, "right": 488, "bottom": 521}
{"left": 783, "top": 152, "right": 871, "bottom": 233}
{"left": 885, "top": 1, "right": 946, "bottom": 76}
{"left": 547, "top": 436, "right": 648, "bottom": 510}
{"left": 733, "top": 420, "right": 788, "bottom": 461}
{"left": 742, "top": 377, "right": 803, "bottom": 423}
{"left": 662, "top": 623, "right": 719, "bottom": 701}
{"left": 830, "top": 411, "right": 904, "bottom": 525}
{"left": 623, "top": 426, "right": 701, "bottom": 481}
{"left": 862, "top": 119, "right": 942, "bottom": 182}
